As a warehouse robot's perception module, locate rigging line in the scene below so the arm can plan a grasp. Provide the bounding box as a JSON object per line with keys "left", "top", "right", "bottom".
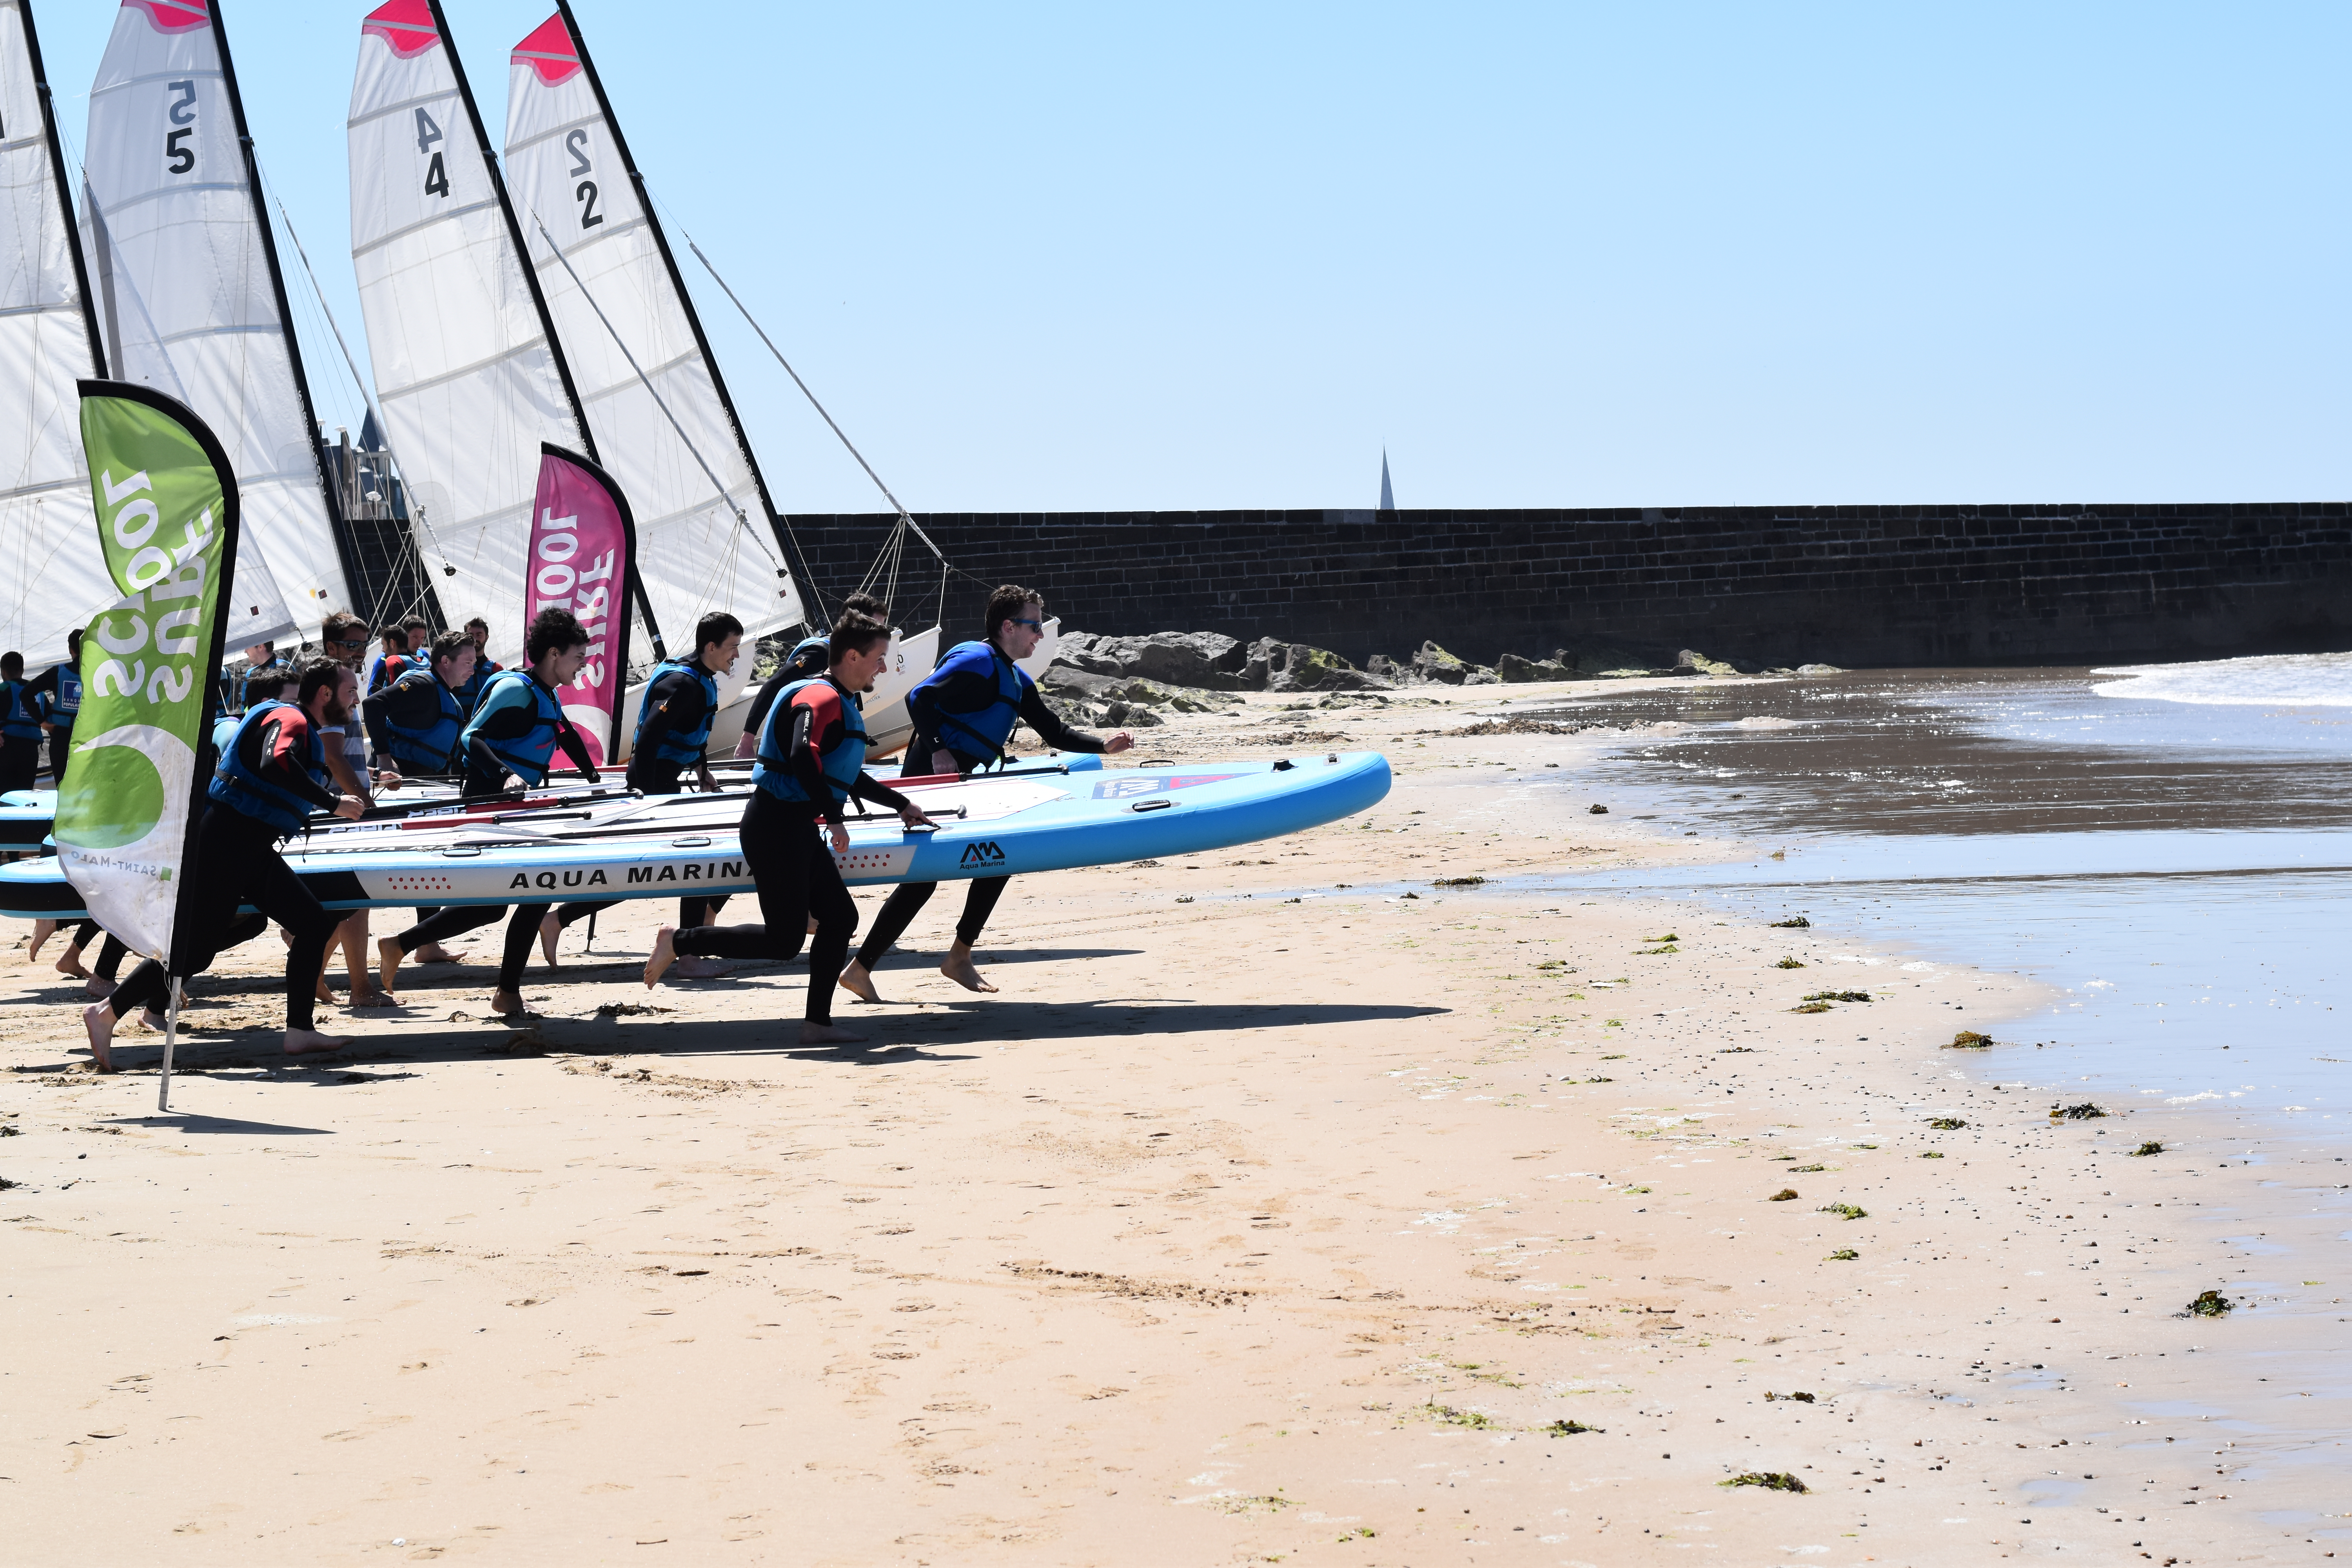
{"left": 261, "top": 171, "right": 456, "bottom": 612}
{"left": 679, "top": 232, "right": 947, "bottom": 568}
{"left": 525, "top": 210, "right": 780, "bottom": 577}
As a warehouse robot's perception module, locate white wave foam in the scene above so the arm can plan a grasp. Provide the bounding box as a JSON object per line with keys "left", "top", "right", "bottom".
{"left": 2090, "top": 651, "right": 2352, "bottom": 708}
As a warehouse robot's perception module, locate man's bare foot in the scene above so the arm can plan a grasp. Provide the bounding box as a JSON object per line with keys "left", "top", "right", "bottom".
{"left": 799, "top": 1020, "right": 867, "bottom": 1045}
{"left": 29, "top": 919, "right": 57, "bottom": 962}
{"left": 376, "top": 936, "right": 405, "bottom": 998}
{"left": 314, "top": 977, "right": 337, "bottom": 1008}
{"left": 488, "top": 988, "right": 527, "bottom": 1017}
{"left": 283, "top": 1028, "right": 348, "bottom": 1056}
{"left": 414, "top": 942, "right": 464, "bottom": 964}
{"left": 54, "top": 946, "right": 90, "bottom": 980}
{"left": 82, "top": 1002, "right": 116, "bottom": 1073}
{"left": 140, "top": 1007, "right": 167, "bottom": 1034}
{"left": 346, "top": 985, "right": 397, "bottom": 1009}
{"left": 940, "top": 943, "right": 998, "bottom": 994}
{"left": 837, "top": 960, "right": 880, "bottom": 1004}
{"left": 538, "top": 911, "right": 563, "bottom": 967}
{"left": 643, "top": 926, "right": 677, "bottom": 988}
{"left": 671, "top": 956, "right": 734, "bottom": 980}
{"left": 82, "top": 974, "right": 115, "bottom": 1000}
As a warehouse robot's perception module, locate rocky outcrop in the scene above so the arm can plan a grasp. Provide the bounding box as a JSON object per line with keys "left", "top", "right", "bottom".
{"left": 1496, "top": 652, "right": 1572, "bottom": 682}
{"left": 1044, "top": 627, "right": 1835, "bottom": 695}
{"left": 1249, "top": 638, "right": 1392, "bottom": 693}
{"left": 1053, "top": 630, "right": 1253, "bottom": 690}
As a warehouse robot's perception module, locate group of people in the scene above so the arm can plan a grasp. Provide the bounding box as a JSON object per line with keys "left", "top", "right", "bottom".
{"left": 0, "top": 633, "right": 84, "bottom": 793}
{"left": 34, "top": 583, "right": 1132, "bottom": 1070}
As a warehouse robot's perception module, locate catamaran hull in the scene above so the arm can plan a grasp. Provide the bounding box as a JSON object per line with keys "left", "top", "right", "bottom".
{"left": 0, "top": 753, "right": 1386, "bottom": 920}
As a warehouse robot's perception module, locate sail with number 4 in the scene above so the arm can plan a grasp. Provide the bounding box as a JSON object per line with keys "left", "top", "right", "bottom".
{"left": 0, "top": 0, "right": 118, "bottom": 666}
{"left": 81, "top": 0, "right": 349, "bottom": 649}
{"left": 347, "top": 0, "right": 585, "bottom": 667}
{"left": 506, "top": 5, "right": 803, "bottom": 706}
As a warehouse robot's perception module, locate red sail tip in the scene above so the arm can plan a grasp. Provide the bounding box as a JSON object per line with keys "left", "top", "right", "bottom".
{"left": 512, "top": 13, "right": 581, "bottom": 85}
{"left": 122, "top": 0, "right": 209, "bottom": 33}
{"left": 362, "top": 0, "right": 441, "bottom": 58}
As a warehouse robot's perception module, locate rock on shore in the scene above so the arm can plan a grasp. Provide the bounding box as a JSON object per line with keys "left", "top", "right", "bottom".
{"left": 1042, "top": 630, "right": 1843, "bottom": 720}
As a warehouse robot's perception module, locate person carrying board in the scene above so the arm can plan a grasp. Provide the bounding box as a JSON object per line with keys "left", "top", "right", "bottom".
{"left": 643, "top": 613, "right": 933, "bottom": 1044}
{"left": 837, "top": 585, "right": 1131, "bottom": 1001}
{"left": 539, "top": 611, "right": 744, "bottom": 967}
{"left": 81, "top": 659, "right": 367, "bottom": 1071}
{"left": 375, "top": 609, "right": 599, "bottom": 1016}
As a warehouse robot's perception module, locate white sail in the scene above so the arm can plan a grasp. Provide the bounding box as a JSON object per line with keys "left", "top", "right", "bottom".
{"left": 506, "top": 9, "right": 802, "bottom": 688}
{"left": 82, "top": 0, "right": 340, "bottom": 649}
{"left": 0, "top": 0, "right": 113, "bottom": 666}
{"left": 348, "top": 0, "right": 581, "bottom": 667}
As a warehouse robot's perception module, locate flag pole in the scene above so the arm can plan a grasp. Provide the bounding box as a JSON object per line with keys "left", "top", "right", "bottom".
{"left": 158, "top": 989, "right": 178, "bottom": 1113}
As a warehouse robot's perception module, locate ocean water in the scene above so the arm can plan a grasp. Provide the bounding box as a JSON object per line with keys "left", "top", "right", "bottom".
{"left": 1500, "top": 654, "right": 2352, "bottom": 1118}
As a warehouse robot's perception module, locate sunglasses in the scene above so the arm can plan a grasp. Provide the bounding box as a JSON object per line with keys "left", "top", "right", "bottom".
{"left": 328, "top": 637, "right": 367, "bottom": 649}
{"left": 1009, "top": 618, "right": 1044, "bottom": 631}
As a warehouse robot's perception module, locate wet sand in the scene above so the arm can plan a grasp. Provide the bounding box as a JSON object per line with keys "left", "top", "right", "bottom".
{"left": 2, "top": 680, "right": 2344, "bottom": 1564}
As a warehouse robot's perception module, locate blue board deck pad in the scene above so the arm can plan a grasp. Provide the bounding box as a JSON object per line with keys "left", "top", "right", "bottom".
{"left": 0, "top": 753, "right": 1390, "bottom": 918}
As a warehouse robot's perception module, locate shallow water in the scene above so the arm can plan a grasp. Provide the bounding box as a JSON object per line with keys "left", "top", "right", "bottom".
{"left": 1500, "top": 655, "right": 2352, "bottom": 1117}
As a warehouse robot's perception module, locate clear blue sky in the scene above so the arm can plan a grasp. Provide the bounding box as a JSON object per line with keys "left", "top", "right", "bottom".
{"left": 36, "top": 2, "right": 2352, "bottom": 512}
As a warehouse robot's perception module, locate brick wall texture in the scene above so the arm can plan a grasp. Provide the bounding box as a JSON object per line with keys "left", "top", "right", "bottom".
{"left": 779, "top": 504, "right": 2352, "bottom": 669}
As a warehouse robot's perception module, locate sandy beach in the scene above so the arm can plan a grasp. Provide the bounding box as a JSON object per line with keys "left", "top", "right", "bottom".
{"left": 3, "top": 679, "right": 2343, "bottom": 1565}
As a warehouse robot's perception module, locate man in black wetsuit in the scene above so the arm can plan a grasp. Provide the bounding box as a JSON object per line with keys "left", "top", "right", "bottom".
{"left": 375, "top": 609, "right": 599, "bottom": 1017}
{"left": 80, "top": 659, "right": 367, "bottom": 1071}
{"left": 734, "top": 592, "right": 889, "bottom": 760}
{"left": 538, "top": 611, "right": 743, "bottom": 967}
{"left": 642, "top": 613, "right": 932, "bottom": 1043}
{"left": 837, "top": 584, "right": 1132, "bottom": 1001}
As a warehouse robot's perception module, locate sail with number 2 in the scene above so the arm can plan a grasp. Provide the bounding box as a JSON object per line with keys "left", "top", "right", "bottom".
{"left": 506, "top": 5, "right": 803, "bottom": 711}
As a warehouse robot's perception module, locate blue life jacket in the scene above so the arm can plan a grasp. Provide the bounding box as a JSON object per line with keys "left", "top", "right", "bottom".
{"left": 461, "top": 668, "right": 565, "bottom": 787}
{"left": 753, "top": 679, "right": 869, "bottom": 806}
{"left": 210, "top": 715, "right": 241, "bottom": 755}
{"left": 381, "top": 668, "right": 466, "bottom": 775}
{"left": 912, "top": 641, "right": 1026, "bottom": 760}
{"left": 0, "top": 680, "right": 42, "bottom": 741}
{"left": 456, "top": 655, "right": 503, "bottom": 713}
{"left": 633, "top": 657, "right": 719, "bottom": 767}
{"left": 207, "top": 700, "right": 332, "bottom": 837}
{"left": 46, "top": 664, "right": 82, "bottom": 726}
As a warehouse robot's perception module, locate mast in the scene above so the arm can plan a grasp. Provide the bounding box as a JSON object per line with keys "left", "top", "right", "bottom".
{"left": 211, "top": 0, "right": 367, "bottom": 627}
{"left": 422, "top": 0, "right": 663, "bottom": 659}
{"left": 551, "top": 0, "right": 805, "bottom": 619}
{"left": 17, "top": 0, "right": 102, "bottom": 377}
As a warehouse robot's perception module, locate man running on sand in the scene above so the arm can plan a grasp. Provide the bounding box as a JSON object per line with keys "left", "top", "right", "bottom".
{"left": 837, "top": 585, "right": 1130, "bottom": 1000}
{"left": 643, "top": 613, "right": 933, "bottom": 1044}
{"left": 82, "top": 659, "right": 367, "bottom": 1071}
{"left": 539, "top": 611, "right": 743, "bottom": 968}
{"left": 376, "top": 609, "right": 600, "bottom": 1016}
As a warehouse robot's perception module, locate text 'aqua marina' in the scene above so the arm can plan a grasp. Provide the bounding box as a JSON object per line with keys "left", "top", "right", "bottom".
{"left": 504, "top": 860, "right": 748, "bottom": 891}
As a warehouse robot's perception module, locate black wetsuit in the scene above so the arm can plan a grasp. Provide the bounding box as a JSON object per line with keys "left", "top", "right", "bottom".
{"left": 673, "top": 684, "right": 909, "bottom": 1023}
{"left": 387, "top": 675, "right": 599, "bottom": 995}
{"left": 854, "top": 667, "right": 1107, "bottom": 971}
{"left": 550, "top": 662, "right": 730, "bottom": 939}
{"left": 107, "top": 708, "right": 340, "bottom": 1031}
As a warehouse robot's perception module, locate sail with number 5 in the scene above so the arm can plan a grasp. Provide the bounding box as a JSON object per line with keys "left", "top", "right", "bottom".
{"left": 80, "top": 0, "right": 351, "bottom": 649}
{"left": 0, "top": 0, "right": 118, "bottom": 667}
{"left": 506, "top": 7, "right": 803, "bottom": 711}
{"left": 347, "top": 0, "right": 586, "bottom": 668}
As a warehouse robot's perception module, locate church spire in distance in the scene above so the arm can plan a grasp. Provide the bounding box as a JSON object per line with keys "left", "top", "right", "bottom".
{"left": 1379, "top": 449, "right": 1395, "bottom": 511}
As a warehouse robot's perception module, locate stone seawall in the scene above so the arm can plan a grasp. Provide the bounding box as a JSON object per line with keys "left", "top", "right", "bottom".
{"left": 782, "top": 504, "right": 2352, "bottom": 668}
